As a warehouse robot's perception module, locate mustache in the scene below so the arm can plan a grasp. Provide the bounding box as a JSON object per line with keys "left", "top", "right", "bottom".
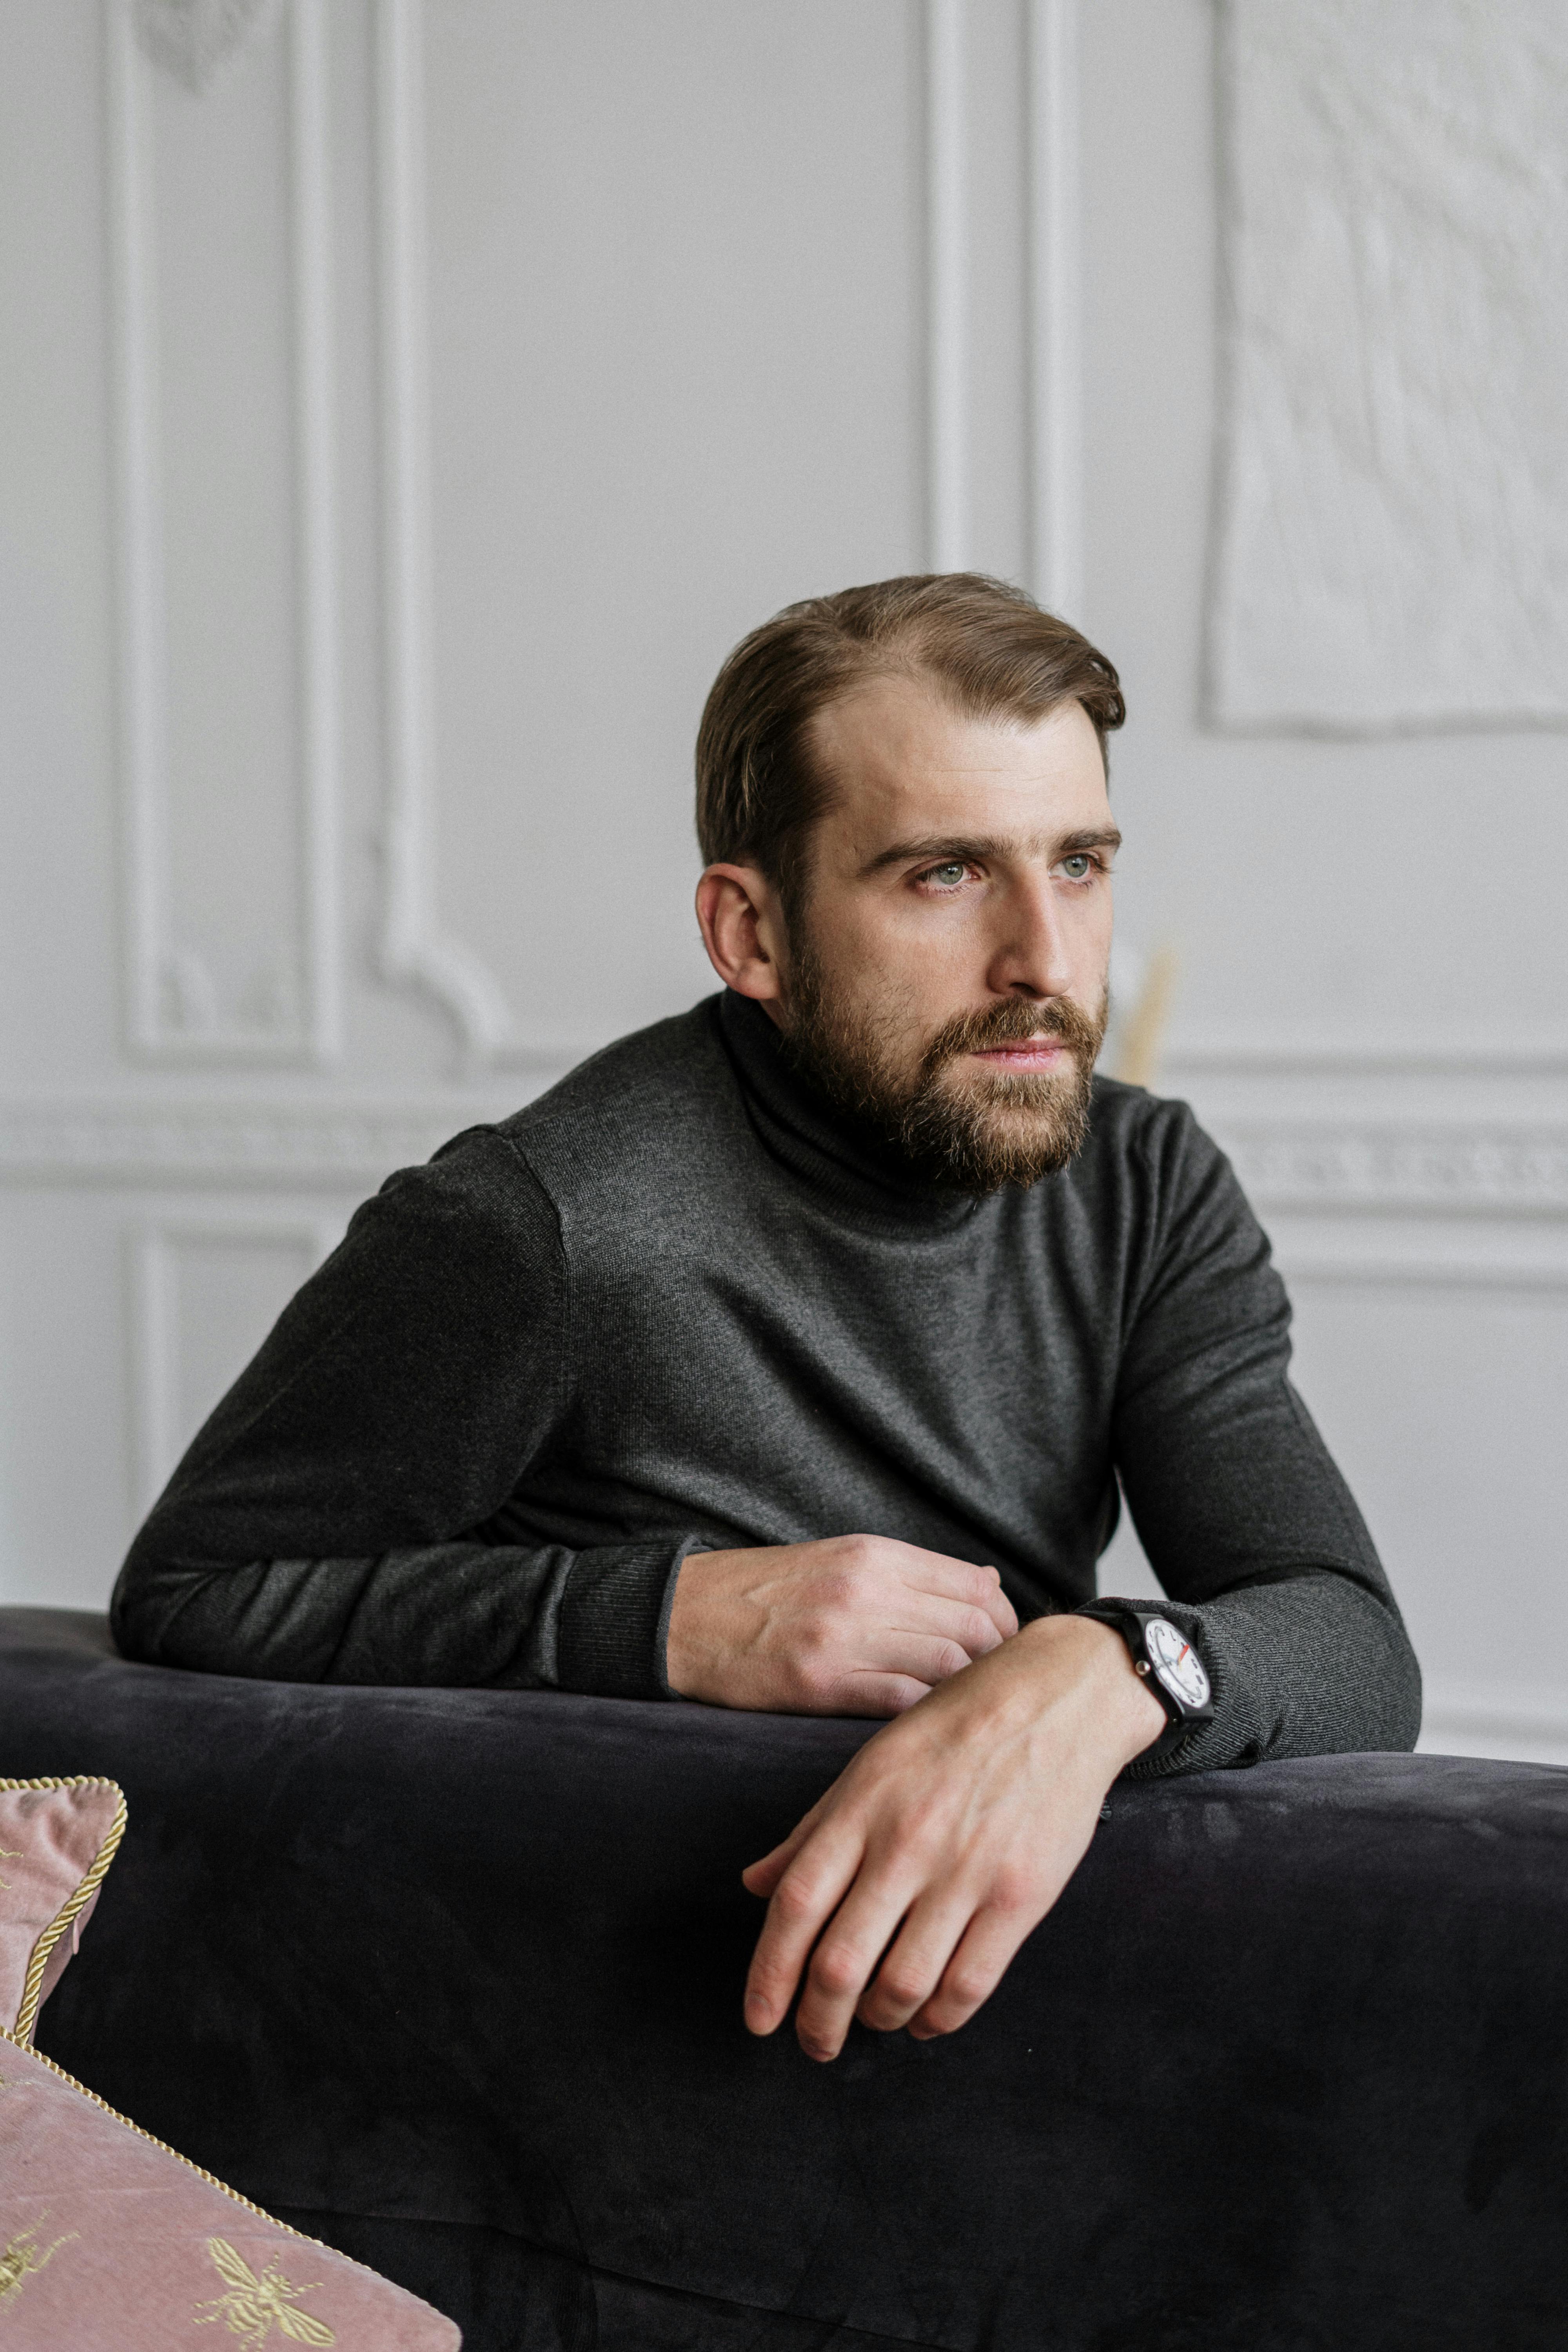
{"left": 921, "top": 993, "right": 1107, "bottom": 1075}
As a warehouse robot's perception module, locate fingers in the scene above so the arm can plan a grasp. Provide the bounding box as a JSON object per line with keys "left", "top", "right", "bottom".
{"left": 846, "top": 1630, "right": 987, "bottom": 1688}
{"left": 740, "top": 1796, "right": 826, "bottom": 1898}
{"left": 889, "top": 1548, "right": 1018, "bottom": 1643}
{"left": 852, "top": 1889, "right": 975, "bottom": 2034}
{"left": 789, "top": 1637, "right": 998, "bottom": 1725}
{"left": 906, "top": 1895, "right": 1042, "bottom": 2040}
{"left": 789, "top": 1864, "right": 919, "bottom": 2062}
{"left": 743, "top": 1823, "right": 865, "bottom": 2040}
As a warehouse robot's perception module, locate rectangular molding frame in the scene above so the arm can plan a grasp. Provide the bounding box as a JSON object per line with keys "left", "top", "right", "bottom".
{"left": 924, "top": 0, "right": 1084, "bottom": 615}
{"left": 105, "top": 0, "right": 341, "bottom": 1064}
{"left": 1026, "top": 0, "right": 1082, "bottom": 619}
{"left": 372, "top": 0, "right": 1044, "bottom": 1065}
{"left": 372, "top": 0, "right": 521, "bottom": 1071}
{"left": 925, "top": 0, "right": 969, "bottom": 572}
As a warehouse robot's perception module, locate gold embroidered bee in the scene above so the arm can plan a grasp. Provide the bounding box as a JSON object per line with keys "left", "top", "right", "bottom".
{"left": 0, "top": 2214, "right": 77, "bottom": 2307}
{"left": 0, "top": 1844, "right": 21, "bottom": 1892}
{"left": 195, "top": 2236, "right": 337, "bottom": 2346}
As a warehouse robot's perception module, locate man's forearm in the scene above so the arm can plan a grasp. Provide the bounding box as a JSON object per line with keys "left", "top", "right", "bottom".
{"left": 110, "top": 1535, "right": 687, "bottom": 1696}
{"left": 1083, "top": 1566, "right": 1422, "bottom": 1778}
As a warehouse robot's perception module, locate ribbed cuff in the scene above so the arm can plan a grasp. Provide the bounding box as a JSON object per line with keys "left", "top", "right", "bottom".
{"left": 555, "top": 1540, "right": 699, "bottom": 1700}
{"left": 1074, "top": 1597, "right": 1226, "bottom": 1780}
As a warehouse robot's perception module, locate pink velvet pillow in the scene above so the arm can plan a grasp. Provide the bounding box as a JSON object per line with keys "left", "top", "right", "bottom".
{"left": 0, "top": 1779, "right": 126, "bottom": 2044}
{"left": 0, "top": 2027, "right": 461, "bottom": 2347}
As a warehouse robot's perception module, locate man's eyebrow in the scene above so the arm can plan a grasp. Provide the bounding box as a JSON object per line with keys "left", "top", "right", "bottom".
{"left": 859, "top": 826, "right": 1122, "bottom": 876}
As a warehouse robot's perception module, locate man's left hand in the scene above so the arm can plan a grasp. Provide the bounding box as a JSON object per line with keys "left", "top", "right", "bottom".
{"left": 740, "top": 1614, "right": 1167, "bottom": 2060}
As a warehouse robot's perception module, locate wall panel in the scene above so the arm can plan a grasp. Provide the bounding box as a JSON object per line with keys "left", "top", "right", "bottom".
{"left": 106, "top": 0, "right": 339, "bottom": 1061}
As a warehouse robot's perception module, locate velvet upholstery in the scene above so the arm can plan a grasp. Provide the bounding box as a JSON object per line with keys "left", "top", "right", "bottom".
{"left": 2, "top": 1606, "right": 1564, "bottom": 2350}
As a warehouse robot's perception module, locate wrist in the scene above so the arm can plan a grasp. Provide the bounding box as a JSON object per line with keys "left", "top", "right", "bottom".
{"left": 664, "top": 1548, "right": 723, "bottom": 1699}
{"left": 1012, "top": 1613, "right": 1168, "bottom": 1769}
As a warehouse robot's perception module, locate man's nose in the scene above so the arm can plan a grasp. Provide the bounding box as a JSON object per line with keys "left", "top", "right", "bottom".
{"left": 984, "top": 876, "right": 1074, "bottom": 1000}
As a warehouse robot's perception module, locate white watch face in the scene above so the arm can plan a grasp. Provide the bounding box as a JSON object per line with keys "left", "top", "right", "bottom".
{"left": 1145, "top": 1617, "right": 1210, "bottom": 1711}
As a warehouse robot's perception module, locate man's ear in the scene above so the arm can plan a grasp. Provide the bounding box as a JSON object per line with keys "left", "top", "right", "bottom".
{"left": 695, "top": 864, "right": 788, "bottom": 1004}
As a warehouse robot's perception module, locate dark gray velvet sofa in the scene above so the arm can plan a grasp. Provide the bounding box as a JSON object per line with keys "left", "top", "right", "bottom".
{"left": 3, "top": 1605, "right": 1565, "bottom": 2350}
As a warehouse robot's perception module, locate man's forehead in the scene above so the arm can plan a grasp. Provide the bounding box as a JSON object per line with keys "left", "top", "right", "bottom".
{"left": 810, "top": 676, "right": 1111, "bottom": 842}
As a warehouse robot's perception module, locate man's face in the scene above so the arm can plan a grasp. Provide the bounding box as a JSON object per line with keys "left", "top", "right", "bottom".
{"left": 778, "top": 675, "right": 1117, "bottom": 1193}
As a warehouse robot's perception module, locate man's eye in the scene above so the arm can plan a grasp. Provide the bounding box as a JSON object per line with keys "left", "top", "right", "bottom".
{"left": 922, "top": 862, "right": 969, "bottom": 888}
{"left": 1059, "top": 854, "right": 1095, "bottom": 881}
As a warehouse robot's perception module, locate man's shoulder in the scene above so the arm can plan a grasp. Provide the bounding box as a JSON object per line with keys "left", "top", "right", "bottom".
{"left": 489, "top": 996, "right": 740, "bottom": 1203}
{"left": 1083, "top": 1074, "right": 1215, "bottom": 1171}
{"left": 1073, "top": 1076, "right": 1243, "bottom": 1227}
{"left": 1072, "top": 1075, "right": 1268, "bottom": 1290}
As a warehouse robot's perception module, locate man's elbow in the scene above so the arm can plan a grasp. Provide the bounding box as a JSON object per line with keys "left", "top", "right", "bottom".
{"left": 1379, "top": 1609, "right": 1424, "bottom": 1754}
{"left": 111, "top": 1541, "right": 281, "bottom": 1680}
{"left": 1337, "top": 1573, "right": 1423, "bottom": 1755}
{"left": 111, "top": 1541, "right": 216, "bottom": 1669}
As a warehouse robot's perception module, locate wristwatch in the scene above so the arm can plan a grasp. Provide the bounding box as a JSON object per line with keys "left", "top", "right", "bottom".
{"left": 1089, "top": 1604, "right": 1216, "bottom": 1757}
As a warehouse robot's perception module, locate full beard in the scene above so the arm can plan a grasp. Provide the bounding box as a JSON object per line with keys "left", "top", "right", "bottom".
{"left": 782, "top": 942, "right": 1109, "bottom": 1197}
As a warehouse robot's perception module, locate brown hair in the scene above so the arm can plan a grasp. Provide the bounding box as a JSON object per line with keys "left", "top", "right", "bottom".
{"left": 694, "top": 573, "right": 1124, "bottom": 906}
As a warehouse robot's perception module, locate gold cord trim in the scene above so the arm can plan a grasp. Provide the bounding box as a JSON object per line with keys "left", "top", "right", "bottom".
{"left": 1, "top": 1778, "right": 129, "bottom": 2046}
{"left": 0, "top": 2022, "right": 394, "bottom": 2285}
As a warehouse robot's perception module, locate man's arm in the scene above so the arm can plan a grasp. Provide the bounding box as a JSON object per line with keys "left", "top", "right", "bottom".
{"left": 117, "top": 1132, "right": 1028, "bottom": 1700}
{"left": 112, "top": 1131, "right": 681, "bottom": 1694}
{"left": 1086, "top": 1100, "right": 1422, "bottom": 1772}
{"left": 730, "top": 1102, "right": 1421, "bottom": 2059}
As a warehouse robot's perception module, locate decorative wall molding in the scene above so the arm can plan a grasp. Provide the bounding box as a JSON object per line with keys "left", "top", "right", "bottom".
{"left": 105, "top": 0, "right": 341, "bottom": 1064}
{"left": 1165, "top": 1038, "right": 1568, "bottom": 1080}
{"left": 373, "top": 0, "right": 518, "bottom": 1073}
{"left": 1285, "top": 1258, "right": 1568, "bottom": 1296}
{"left": 367, "top": 0, "right": 1069, "bottom": 1068}
{"left": 125, "top": 1210, "right": 339, "bottom": 1513}
{"left": 924, "top": 0, "right": 969, "bottom": 572}
{"left": 1025, "top": 0, "right": 1082, "bottom": 619}
{"left": 923, "top": 0, "right": 1083, "bottom": 608}
{"left": 0, "top": 1098, "right": 521, "bottom": 1187}
{"left": 5, "top": 1095, "right": 1566, "bottom": 1224}
{"left": 1216, "top": 1125, "right": 1568, "bottom": 1218}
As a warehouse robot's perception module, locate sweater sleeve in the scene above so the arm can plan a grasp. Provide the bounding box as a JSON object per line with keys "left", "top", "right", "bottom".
{"left": 1082, "top": 1102, "right": 1422, "bottom": 1776}
{"left": 110, "top": 1130, "right": 691, "bottom": 1696}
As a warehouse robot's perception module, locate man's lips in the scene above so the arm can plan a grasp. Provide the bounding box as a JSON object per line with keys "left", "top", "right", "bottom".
{"left": 967, "top": 1038, "right": 1071, "bottom": 1070}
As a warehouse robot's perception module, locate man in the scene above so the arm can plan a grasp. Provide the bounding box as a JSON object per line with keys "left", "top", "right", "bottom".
{"left": 113, "top": 573, "right": 1420, "bottom": 2064}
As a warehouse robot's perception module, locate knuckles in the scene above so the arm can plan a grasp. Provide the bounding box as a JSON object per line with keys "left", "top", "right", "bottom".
{"left": 958, "top": 1606, "right": 1002, "bottom": 1653}
{"left": 873, "top": 1967, "right": 931, "bottom": 2013}
{"left": 769, "top": 1874, "right": 823, "bottom": 1924}
{"left": 984, "top": 1866, "right": 1038, "bottom": 1917}
{"left": 810, "top": 1944, "right": 870, "bottom": 1998}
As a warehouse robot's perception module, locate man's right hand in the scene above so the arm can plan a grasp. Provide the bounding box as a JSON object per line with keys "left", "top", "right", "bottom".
{"left": 664, "top": 1536, "right": 1019, "bottom": 1715}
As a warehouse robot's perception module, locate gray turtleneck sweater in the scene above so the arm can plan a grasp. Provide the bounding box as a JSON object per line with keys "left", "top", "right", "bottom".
{"left": 111, "top": 991, "right": 1421, "bottom": 1776}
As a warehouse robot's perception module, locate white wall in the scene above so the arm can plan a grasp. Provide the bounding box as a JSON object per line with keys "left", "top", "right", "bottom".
{"left": 1, "top": 0, "right": 1564, "bottom": 1760}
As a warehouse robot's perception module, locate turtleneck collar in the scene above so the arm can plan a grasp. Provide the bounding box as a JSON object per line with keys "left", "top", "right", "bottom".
{"left": 716, "top": 989, "right": 981, "bottom": 1232}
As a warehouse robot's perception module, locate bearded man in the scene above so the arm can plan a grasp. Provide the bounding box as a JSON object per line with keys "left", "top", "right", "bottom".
{"left": 113, "top": 573, "right": 1421, "bottom": 2061}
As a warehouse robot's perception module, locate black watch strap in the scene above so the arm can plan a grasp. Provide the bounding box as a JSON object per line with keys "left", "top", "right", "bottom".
{"left": 1081, "top": 1602, "right": 1216, "bottom": 1759}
